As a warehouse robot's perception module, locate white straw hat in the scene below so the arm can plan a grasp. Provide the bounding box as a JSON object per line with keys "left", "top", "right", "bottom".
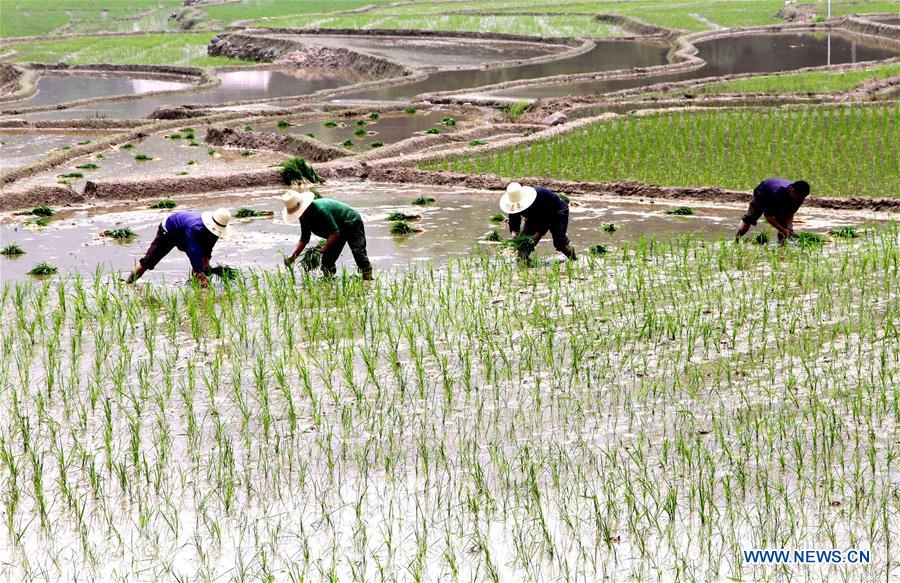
{"left": 201, "top": 208, "right": 232, "bottom": 238}
{"left": 499, "top": 182, "right": 537, "bottom": 214}
{"left": 278, "top": 190, "right": 316, "bottom": 223}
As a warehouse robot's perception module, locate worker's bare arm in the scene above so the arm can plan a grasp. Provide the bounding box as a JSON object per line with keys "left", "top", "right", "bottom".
{"left": 765, "top": 215, "right": 793, "bottom": 238}
{"left": 320, "top": 233, "right": 341, "bottom": 256}
{"left": 735, "top": 220, "right": 752, "bottom": 241}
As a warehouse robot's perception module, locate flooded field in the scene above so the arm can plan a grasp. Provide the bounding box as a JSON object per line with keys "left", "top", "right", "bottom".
{"left": 11, "top": 128, "right": 286, "bottom": 191}
{"left": 281, "top": 34, "right": 561, "bottom": 68}
{"left": 0, "top": 73, "right": 192, "bottom": 111}
{"left": 335, "top": 40, "right": 670, "bottom": 102}
{"left": 14, "top": 68, "right": 366, "bottom": 120}
{"left": 0, "top": 182, "right": 875, "bottom": 283}
{"left": 492, "top": 31, "right": 900, "bottom": 98}
{"left": 0, "top": 130, "right": 105, "bottom": 170}
{"left": 255, "top": 110, "right": 468, "bottom": 148}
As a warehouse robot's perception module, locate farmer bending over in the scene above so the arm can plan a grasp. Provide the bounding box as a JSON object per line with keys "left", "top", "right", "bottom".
{"left": 735, "top": 178, "right": 810, "bottom": 242}
{"left": 280, "top": 190, "right": 373, "bottom": 280}
{"left": 125, "top": 208, "right": 232, "bottom": 287}
{"left": 501, "top": 182, "right": 576, "bottom": 260}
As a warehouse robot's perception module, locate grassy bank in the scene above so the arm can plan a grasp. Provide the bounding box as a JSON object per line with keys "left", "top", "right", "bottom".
{"left": 693, "top": 63, "right": 900, "bottom": 95}
{"left": 0, "top": 230, "right": 896, "bottom": 580}
{"left": 6, "top": 33, "right": 250, "bottom": 67}
{"left": 424, "top": 104, "right": 899, "bottom": 197}
{"left": 0, "top": 0, "right": 181, "bottom": 38}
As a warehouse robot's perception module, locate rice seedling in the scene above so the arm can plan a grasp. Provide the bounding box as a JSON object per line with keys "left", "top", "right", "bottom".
{"left": 667, "top": 206, "right": 695, "bottom": 216}
{"left": 355, "top": 119, "right": 367, "bottom": 127}
{"left": 279, "top": 157, "right": 323, "bottom": 185}
{"left": 0, "top": 244, "right": 25, "bottom": 256}
{"left": 25, "top": 216, "right": 49, "bottom": 227}
{"left": 305, "top": 132, "right": 316, "bottom": 139}
{"left": 76, "top": 163, "right": 99, "bottom": 170}
{"left": 425, "top": 128, "right": 441, "bottom": 135}
{"left": 77, "top": 140, "right": 92, "bottom": 145}
{"left": 386, "top": 211, "right": 420, "bottom": 221}
{"left": 410, "top": 196, "right": 435, "bottom": 206}
{"left": 243, "top": 125, "right": 253, "bottom": 131}
{"left": 354, "top": 127, "right": 367, "bottom": 137}
{"left": 121, "top": 143, "right": 134, "bottom": 150}
{"left": 26, "top": 261, "right": 57, "bottom": 275}
{"left": 324, "top": 120, "right": 339, "bottom": 128}
{"left": 240, "top": 150, "right": 254, "bottom": 157}
{"left": 0, "top": 225, "right": 897, "bottom": 581}
{"left": 369, "top": 112, "right": 380, "bottom": 120}
{"left": 601, "top": 223, "right": 617, "bottom": 232}
{"left": 442, "top": 117, "right": 456, "bottom": 127}
{"left": 793, "top": 231, "right": 827, "bottom": 247}
{"left": 484, "top": 229, "right": 503, "bottom": 242}
{"left": 100, "top": 228, "right": 137, "bottom": 240}
{"left": 751, "top": 231, "right": 771, "bottom": 244}
{"left": 490, "top": 213, "right": 506, "bottom": 223}
{"left": 30, "top": 205, "right": 55, "bottom": 217}
{"left": 234, "top": 208, "right": 273, "bottom": 219}
{"left": 830, "top": 226, "right": 859, "bottom": 238}
{"left": 427, "top": 104, "right": 900, "bottom": 197}
{"left": 207, "top": 148, "right": 217, "bottom": 156}
{"left": 208, "top": 265, "right": 240, "bottom": 279}
{"left": 277, "top": 120, "right": 292, "bottom": 128}
{"left": 187, "top": 160, "right": 197, "bottom": 165}
{"left": 404, "top": 107, "right": 417, "bottom": 114}
{"left": 189, "top": 140, "right": 200, "bottom": 147}
{"left": 59, "top": 172, "right": 83, "bottom": 179}
{"left": 341, "top": 140, "right": 354, "bottom": 148}
{"left": 167, "top": 133, "right": 183, "bottom": 140}
{"left": 299, "top": 240, "right": 326, "bottom": 271}
{"left": 389, "top": 220, "right": 418, "bottom": 236}
{"left": 134, "top": 154, "right": 152, "bottom": 162}
{"left": 501, "top": 232, "right": 537, "bottom": 260}
{"left": 588, "top": 243, "right": 608, "bottom": 255}
{"left": 370, "top": 141, "right": 384, "bottom": 148}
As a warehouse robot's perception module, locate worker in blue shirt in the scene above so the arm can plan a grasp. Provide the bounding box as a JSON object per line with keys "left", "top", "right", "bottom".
{"left": 736, "top": 178, "right": 810, "bottom": 242}
{"left": 125, "top": 208, "right": 232, "bottom": 286}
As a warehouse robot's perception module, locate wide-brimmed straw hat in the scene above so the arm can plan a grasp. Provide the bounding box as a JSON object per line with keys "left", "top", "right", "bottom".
{"left": 499, "top": 182, "right": 537, "bottom": 214}
{"left": 201, "top": 208, "right": 232, "bottom": 238}
{"left": 278, "top": 190, "right": 316, "bottom": 223}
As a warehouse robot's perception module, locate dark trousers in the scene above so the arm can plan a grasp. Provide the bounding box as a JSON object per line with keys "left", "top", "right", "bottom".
{"left": 138, "top": 224, "right": 177, "bottom": 270}
{"left": 321, "top": 219, "right": 372, "bottom": 276}
{"left": 523, "top": 206, "right": 570, "bottom": 252}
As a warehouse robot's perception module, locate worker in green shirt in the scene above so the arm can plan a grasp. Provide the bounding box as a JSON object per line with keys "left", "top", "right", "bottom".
{"left": 279, "top": 190, "right": 373, "bottom": 280}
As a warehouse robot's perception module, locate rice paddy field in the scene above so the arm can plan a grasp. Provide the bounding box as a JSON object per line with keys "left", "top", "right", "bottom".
{"left": 1, "top": 228, "right": 897, "bottom": 581}
{"left": 425, "top": 104, "right": 900, "bottom": 197}
{"left": 4, "top": 33, "right": 250, "bottom": 68}
{"left": 690, "top": 63, "right": 900, "bottom": 95}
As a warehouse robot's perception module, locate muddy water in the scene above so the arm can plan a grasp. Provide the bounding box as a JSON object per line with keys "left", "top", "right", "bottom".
{"left": 16, "top": 68, "right": 365, "bottom": 121}
{"left": 1, "top": 73, "right": 192, "bottom": 111}
{"left": 493, "top": 31, "right": 900, "bottom": 98}
{"left": 0, "top": 182, "right": 873, "bottom": 283}
{"left": 283, "top": 34, "right": 560, "bottom": 68}
{"left": 33, "top": 128, "right": 286, "bottom": 190}
{"left": 255, "top": 110, "right": 467, "bottom": 148}
{"left": 334, "top": 40, "right": 671, "bottom": 102}
{"left": 0, "top": 130, "right": 102, "bottom": 170}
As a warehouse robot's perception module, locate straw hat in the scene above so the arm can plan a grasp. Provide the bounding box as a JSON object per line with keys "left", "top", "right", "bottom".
{"left": 499, "top": 182, "right": 537, "bottom": 214}
{"left": 201, "top": 208, "right": 232, "bottom": 238}
{"left": 278, "top": 190, "right": 316, "bottom": 223}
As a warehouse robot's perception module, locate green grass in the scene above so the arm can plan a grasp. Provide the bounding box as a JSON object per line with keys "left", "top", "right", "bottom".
{"left": 256, "top": 12, "right": 624, "bottom": 37}
{"left": 426, "top": 104, "right": 900, "bottom": 197}
{"left": 695, "top": 63, "right": 900, "bottom": 95}
{"left": 198, "top": 0, "right": 394, "bottom": 28}
{"left": 149, "top": 199, "right": 176, "bottom": 209}
{"left": 7, "top": 33, "right": 248, "bottom": 67}
{"left": 0, "top": 0, "right": 181, "bottom": 37}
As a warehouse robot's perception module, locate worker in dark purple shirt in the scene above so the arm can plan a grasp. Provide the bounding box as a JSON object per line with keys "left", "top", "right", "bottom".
{"left": 500, "top": 182, "right": 576, "bottom": 260}
{"left": 125, "top": 208, "right": 232, "bottom": 286}
{"left": 736, "top": 178, "right": 810, "bottom": 242}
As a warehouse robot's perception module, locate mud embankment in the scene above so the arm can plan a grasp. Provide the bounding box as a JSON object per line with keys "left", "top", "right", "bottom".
{"left": 843, "top": 15, "right": 900, "bottom": 40}
{"left": 595, "top": 14, "right": 674, "bottom": 37}
{"left": 209, "top": 32, "right": 408, "bottom": 78}
{"left": 205, "top": 127, "right": 350, "bottom": 161}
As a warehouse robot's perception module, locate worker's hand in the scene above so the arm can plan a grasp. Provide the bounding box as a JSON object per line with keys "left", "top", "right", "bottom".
{"left": 284, "top": 254, "right": 296, "bottom": 267}
{"left": 195, "top": 272, "right": 210, "bottom": 288}
{"left": 510, "top": 231, "right": 520, "bottom": 237}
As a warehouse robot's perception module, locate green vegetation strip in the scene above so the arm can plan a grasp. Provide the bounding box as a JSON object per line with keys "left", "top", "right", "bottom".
{"left": 694, "top": 63, "right": 900, "bottom": 95}
{"left": 0, "top": 229, "right": 896, "bottom": 579}
{"left": 7, "top": 33, "right": 248, "bottom": 67}
{"left": 424, "top": 104, "right": 899, "bottom": 197}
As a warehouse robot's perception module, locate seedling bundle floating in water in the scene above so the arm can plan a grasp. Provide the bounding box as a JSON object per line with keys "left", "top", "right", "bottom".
{"left": 601, "top": 223, "right": 618, "bottom": 233}
{"left": 666, "top": 206, "right": 695, "bottom": 216}
{"left": 100, "top": 228, "right": 137, "bottom": 240}
{"left": 589, "top": 244, "right": 608, "bottom": 255}
{"left": 386, "top": 211, "right": 420, "bottom": 222}
{"left": 31, "top": 205, "right": 55, "bottom": 217}
{"left": 0, "top": 244, "right": 25, "bottom": 256}
{"left": 234, "top": 208, "right": 273, "bottom": 219}
{"left": 390, "top": 221, "right": 419, "bottom": 236}
{"left": 411, "top": 196, "right": 436, "bottom": 206}
{"left": 27, "top": 262, "right": 57, "bottom": 276}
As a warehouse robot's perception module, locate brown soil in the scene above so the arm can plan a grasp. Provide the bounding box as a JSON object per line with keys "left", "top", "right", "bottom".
{"left": 205, "top": 127, "right": 350, "bottom": 161}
